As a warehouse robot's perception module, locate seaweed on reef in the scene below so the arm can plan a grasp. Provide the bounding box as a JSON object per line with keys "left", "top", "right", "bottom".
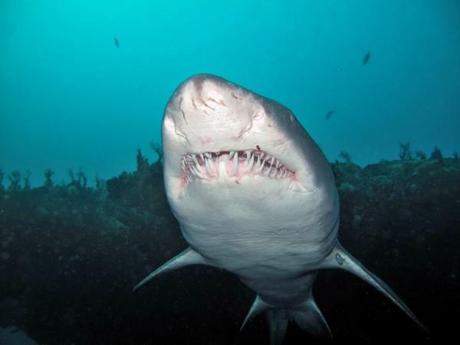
{"left": 0, "top": 169, "right": 4, "bottom": 192}
{"left": 23, "top": 170, "right": 31, "bottom": 190}
{"left": 430, "top": 146, "right": 444, "bottom": 163}
{"left": 106, "top": 149, "right": 168, "bottom": 215}
{"left": 43, "top": 169, "right": 54, "bottom": 189}
{"left": 399, "top": 141, "right": 413, "bottom": 160}
{"left": 338, "top": 150, "right": 352, "bottom": 163}
{"left": 0, "top": 148, "right": 187, "bottom": 345}
{"left": 149, "top": 141, "right": 163, "bottom": 164}
{"left": 415, "top": 150, "right": 427, "bottom": 160}
{"left": 7, "top": 170, "right": 21, "bottom": 192}
{"left": 67, "top": 168, "right": 88, "bottom": 189}
{"left": 76, "top": 169, "right": 87, "bottom": 188}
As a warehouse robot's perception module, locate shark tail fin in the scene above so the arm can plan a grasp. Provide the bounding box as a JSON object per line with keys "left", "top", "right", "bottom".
{"left": 316, "top": 242, "right": 426, "bottom": 331}
{"left": 266, "top": 310, "right": 289, "bottom": 345}
{"left": 241, "top": 294, "right": 331, "bottom": 345}
{"left": 133, "top": 247, "right": 210, "bottom": 291}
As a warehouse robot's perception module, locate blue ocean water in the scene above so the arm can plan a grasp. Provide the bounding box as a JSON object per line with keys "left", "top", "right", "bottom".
{"left": 1, "top": 0, "right": 459, "bottom": 186}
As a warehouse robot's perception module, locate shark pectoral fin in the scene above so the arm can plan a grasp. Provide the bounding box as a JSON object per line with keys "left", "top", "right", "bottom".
{"left": 316, "top": 242, "right": 426, "bottom": 331}
{"left": 291, "top": 294, "right": 332, "bottom": 339}
{"left": 240, "top": 296, "right": 271, "bottom": 331}
{"left": 133, "top": 247, "right": 209, "bottom": 292}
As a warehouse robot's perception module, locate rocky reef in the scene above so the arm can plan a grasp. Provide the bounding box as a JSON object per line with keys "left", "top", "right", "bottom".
{"left": 0, "top": 147, "right": 459, "bottom": 345}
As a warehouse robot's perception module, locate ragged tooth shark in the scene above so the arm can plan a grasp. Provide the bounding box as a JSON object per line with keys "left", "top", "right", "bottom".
{"left": 134, "top": 74, "right": 425, "bottom": 344}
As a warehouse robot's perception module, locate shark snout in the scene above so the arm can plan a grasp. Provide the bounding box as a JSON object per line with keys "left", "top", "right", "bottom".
{"left": 165, "top": 74, "right": 261, "bottom": 148}
{"left": 181, "top": 75, "right": 232, "bottom": 115}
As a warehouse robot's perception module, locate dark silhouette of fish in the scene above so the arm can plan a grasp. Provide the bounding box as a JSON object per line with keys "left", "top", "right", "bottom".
{"left": 114, "top": 37, "right": 119, "bottom": 48}
{"left": 325, "top": 110, "right": 335, "bottom": 120}
{"left": 362, "top": 51, "right": 371, "bottom": 64}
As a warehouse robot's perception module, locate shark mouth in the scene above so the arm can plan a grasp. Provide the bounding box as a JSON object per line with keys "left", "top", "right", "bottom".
{"left": 181, "top": 149, "right": 296, "bottom": 183}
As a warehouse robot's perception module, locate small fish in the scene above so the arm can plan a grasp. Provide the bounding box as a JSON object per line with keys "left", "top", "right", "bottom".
{"left": 325, "top": 110, "right": 335, "bottom": 120}
{"left": 362, "top": 51, "right": 371, "bottom": 65}
{"left": 114, "top": 37, "right": 119, "bottom": 48}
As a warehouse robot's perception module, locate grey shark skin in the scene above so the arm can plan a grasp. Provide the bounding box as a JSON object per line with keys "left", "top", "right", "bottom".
{"left": 134, "top": 74, "right": 424, "bottom": 344}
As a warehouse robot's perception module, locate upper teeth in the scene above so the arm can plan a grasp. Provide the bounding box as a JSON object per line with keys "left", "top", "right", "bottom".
{"left": 181, "top": 149, "right": 293, "bottom": 182}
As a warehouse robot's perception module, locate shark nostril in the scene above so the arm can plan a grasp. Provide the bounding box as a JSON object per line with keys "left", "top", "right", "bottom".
{"left": 253, "top": 111, "right": 264, "bottom": 120}
{"left": 231, "top": 92, "right": 241, "bottom": 100}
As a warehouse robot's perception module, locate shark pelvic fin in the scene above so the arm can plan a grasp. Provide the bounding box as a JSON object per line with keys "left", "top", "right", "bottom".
{"left": 240, "top": 296, "right": 271, "bottom": 331}
{"left": 315, "top": 242, "right": 426, "bottom": 331}
{"left": 290, "top": 293, "right": 332, "bottom": 339}
{"left": 133, "top": 247, "right": 209, "bottom": 292}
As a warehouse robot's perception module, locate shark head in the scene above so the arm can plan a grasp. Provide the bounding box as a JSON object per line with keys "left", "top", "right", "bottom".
{"left": 162, "top": 74, "right": 337, "bottom": 239}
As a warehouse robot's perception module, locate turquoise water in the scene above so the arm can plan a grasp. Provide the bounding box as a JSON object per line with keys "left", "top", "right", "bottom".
{"left": 1, "top": 0, "right": 459, "bottom": 185}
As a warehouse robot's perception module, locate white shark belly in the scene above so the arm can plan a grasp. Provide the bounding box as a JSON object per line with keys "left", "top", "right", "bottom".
{"left": 179, "top": 214, "right": 339, "bottom": 306}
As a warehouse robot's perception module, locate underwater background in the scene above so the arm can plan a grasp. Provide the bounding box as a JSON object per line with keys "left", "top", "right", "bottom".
{"left": 0, "top": 0, "right": 459, "bottom": 344}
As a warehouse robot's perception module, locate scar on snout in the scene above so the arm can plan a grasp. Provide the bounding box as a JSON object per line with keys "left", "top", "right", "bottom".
{"left": 178, "top": 97, "right": 188, "bottom": 124}
{"left": 231, "top": 92, "right": 241, "bottom": 100}
{"left": 203, "top": 101, "right": 216, "bottom": 111}
{"left": 208, "top": 97, "right": 226, "bottom": 106}
{"left": 191, "top": 98, "right": 197, "bottom": 110}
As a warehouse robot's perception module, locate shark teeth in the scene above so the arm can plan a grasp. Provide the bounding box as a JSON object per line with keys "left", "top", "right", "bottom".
{"left": 205, "top": 157, "right": 214, "bottom": 176}
{"left": 182, "top": 149, "right": 294, "bottom": 182}
{"left": 231, "top": 151, "right": 239, "bottom": 176}
{"left": 247, "top": 154, "right": 255, "bottom": 171}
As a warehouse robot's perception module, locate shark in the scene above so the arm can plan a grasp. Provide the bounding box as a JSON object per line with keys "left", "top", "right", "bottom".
{"left": 134, "top": 74, "right": 424, "bottom": 344}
